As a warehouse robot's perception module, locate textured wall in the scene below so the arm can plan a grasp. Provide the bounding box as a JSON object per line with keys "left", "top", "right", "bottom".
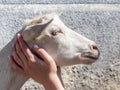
{"left": 0, "top": 1, "right": 120, "bottom": 90}
{"left": 0, "top": 0, "right": 120, "bottom": 4}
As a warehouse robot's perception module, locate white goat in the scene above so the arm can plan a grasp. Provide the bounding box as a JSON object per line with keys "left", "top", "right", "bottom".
{"left": 0, "top": 14, "right": 99, "bottom": 90}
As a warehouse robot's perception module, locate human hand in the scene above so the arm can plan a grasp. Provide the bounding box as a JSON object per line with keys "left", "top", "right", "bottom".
{"left": 10, "top": 33, "right": 64, "bottom": 90}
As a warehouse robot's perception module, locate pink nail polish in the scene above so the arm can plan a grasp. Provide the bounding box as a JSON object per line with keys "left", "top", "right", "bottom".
{"left": 17, "top": 33, "right": 21, "bottom": 37}
{"left": 8, "top": 56, "right": 11, "bottom": 60}
{"left": 34, "top": 44, "right": 39, "bottom": 49}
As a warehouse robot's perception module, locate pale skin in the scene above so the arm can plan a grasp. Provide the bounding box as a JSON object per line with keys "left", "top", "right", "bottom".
{"left": 9, "top": 34, "right": 64, "bottom": 90}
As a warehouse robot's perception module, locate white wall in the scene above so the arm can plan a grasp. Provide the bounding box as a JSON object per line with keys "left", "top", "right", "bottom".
{"left": 0, "top": 3, "right": 120, "bottom": 90}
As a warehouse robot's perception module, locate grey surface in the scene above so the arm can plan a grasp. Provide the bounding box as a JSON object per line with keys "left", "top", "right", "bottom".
{"left": 0, "top": 4, "right": 120, "bottom": 90}
{"left": 0, "top": 0, "right": 120, "bottom": 4}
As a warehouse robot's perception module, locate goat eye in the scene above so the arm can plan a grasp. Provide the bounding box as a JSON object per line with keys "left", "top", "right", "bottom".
{"left": 51, "top": 30, "right": 62, "bottom": 36}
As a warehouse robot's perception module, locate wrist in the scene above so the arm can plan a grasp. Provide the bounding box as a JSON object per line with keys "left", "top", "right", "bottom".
{"left": 43, "top": 74, "right": 64, "bottom": 90}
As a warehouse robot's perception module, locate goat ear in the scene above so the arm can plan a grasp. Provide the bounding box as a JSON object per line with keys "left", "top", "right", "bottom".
{"left": 21, "top": 18, "right": 53, "bottom": 42}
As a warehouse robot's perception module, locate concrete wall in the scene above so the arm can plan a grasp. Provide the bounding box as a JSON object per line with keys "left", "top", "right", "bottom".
{"left": 0, "top": 0, "right": 120, "bottom": 4}
{"left": 0, "top": 1, "right": 120, "bottom": 90}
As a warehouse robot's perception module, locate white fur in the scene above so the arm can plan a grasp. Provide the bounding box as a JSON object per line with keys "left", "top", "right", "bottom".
{"left": 21, "top": 14, "right": 99, "bottom": 66}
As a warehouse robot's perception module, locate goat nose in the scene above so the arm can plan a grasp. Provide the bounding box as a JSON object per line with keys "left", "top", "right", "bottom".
{"left": 90, "top": 44, "right": 100, "bottom": 58}
{"left": 90, "top": 44, "right": 99, "bottom": 51}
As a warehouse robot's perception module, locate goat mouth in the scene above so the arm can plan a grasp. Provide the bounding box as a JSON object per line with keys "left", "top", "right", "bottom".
{"left": 81, "top": 50, "right": 100, "bottom": 61}
{"left": 80, "top": 54, "right": 99, "bottom": 64}
{"left": 84, "top": 55, "right": 99, "bottom": 60}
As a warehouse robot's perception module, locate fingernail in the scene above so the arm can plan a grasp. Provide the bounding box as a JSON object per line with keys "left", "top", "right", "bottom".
{"left": 34, "top": 44, "right": 39, "bottom": 49}
{"left": 17, "top": 33, "right": 21, "bottom": 37}
{"left": 8, "top": 56, "right": 11, "bottom": 60}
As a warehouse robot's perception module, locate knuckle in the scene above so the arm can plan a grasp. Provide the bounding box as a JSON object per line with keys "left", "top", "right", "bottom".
{"left": 26, "top": 48, "right": 32, "bottom": 55}
{"left": 48, "top": 59, "right": 54, "bottom": 65}
{"left": 16, "top": 48, "right": 21, "bottom": 55}
{"left": 29, "top": 54, "right": 34, "bottom": 60}
{"left": 16, "top": 49, "right": 20, "bottom": 54}
{"left": 39, "top": 48, "right": 45, "bottom": 52}
{"left": 29, "top": 56, "right": 37, "bottom": 64}
{"left": 12, "top": 52, "right": 16, "bottom": 58}
{"left": 29, "top": 59, "right": 36, "bottom": 64}
{"left": 16, "top": 44, "right": 20, "bottom": 51}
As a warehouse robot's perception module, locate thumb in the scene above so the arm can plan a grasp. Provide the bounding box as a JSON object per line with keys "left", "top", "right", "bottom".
{"left": 33, "top": 45, "right": 55, "bottom": 65}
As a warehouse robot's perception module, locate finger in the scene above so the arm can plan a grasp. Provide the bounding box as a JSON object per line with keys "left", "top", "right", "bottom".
{"left": 15, "top": 38, "right": 28, "bottom": 67}
{"left": 33, "top": 45, "right": 55, "bottom": 65}
{"left": 10, "top": 56, "right": 25, "bottom": 74}
{"left": 17, "top": 33, "right": 43, "bottom": 64}
{"left": 17, "top": 33, "right": 34, "bottom": 61}
{"left": 12, "top": 51, "right": 23, "bottom": 68}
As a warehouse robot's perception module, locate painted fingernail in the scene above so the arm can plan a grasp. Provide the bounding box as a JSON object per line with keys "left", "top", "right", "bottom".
{"left": 34, "top": 44, "right": 39, "bottom": 49}
{"left": 17, "top": 33, "right": 21, "bottom": 37}
{"left": 8, "top": 56, "right": 11, "bottom": 60}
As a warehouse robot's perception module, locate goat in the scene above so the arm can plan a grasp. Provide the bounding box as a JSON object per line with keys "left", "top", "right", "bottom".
{"left": 0, "top": 14, "right": 99, "bottom": 90}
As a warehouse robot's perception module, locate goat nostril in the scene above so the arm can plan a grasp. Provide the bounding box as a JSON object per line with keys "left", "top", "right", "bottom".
{"left": 91, "top": 44, "right": 98, "bottom": 50}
